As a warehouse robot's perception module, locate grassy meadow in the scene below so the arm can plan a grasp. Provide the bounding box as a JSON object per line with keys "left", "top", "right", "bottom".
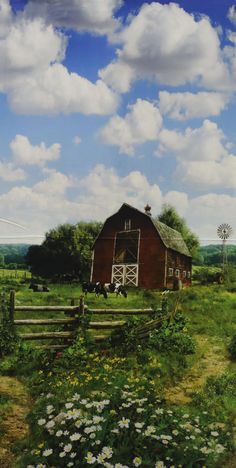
{"left": 0, "top": 271, "right": 236, "bottom": 467}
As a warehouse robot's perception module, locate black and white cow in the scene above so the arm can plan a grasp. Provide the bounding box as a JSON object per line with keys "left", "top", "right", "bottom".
{"left": 29, "top": 283, "right": 50, "bottom": 292}
{"left": 82, "top": 282, "right": 108, "bottom": 299}
{"left": 104, "top": 282, "right": 128, "bottom": 298}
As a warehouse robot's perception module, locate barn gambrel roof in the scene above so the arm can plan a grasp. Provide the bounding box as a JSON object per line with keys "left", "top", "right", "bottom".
{"left": 153, "top": 220, "right": 191, "bottom": 257}
{"left": 120, "top": 203, "right": 191, "bottom": 257}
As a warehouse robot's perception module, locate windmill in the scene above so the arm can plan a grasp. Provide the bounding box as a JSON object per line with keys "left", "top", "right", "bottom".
{"left": 217, "top": 223, "right": 233, "bottom": 271}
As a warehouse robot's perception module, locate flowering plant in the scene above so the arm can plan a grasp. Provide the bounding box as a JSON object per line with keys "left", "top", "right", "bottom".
{"left": 23, "top": 380, "right": 232, "bottom": 468}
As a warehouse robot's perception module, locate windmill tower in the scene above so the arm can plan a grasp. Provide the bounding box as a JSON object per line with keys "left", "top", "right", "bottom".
{"left": 217, "top": 223, "right": 233, "bottom": 271}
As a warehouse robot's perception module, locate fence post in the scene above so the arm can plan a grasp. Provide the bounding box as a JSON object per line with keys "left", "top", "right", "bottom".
{"left": 9, "top": 290, "right": 15, "bottom": 322}
{"left": 69, "top": 298, "right": 76, "bottom": 318}
{"left": 161, "top": 296, "right": 168, "bottom": 315}
{"left": 79, "top": 295, "right": 85, "bottom": 316}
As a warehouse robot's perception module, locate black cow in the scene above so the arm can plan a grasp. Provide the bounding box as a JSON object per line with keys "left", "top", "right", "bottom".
{"left": 104, "top": 282, "right": 128, "bottom": 298}
{"left": 29, "top": 283, "right": 50, "bottom": 292}
{"left": 82, "top": 282, "right": 108, "bottom": 299}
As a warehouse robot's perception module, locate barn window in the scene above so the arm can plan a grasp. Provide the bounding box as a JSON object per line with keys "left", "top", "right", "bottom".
{"left": 124, "top": 219, "right": 131, "bottom": 231}
{"left": 168, "top": 268, "right": 173, "bottom": 276}
{"left": 183, "top": 271, "right": 186, "bottom": 278}
{"left": 175, "top": 269, "right": 180, "bottom": 278}
{"left": 187, "top": 271, "right": 191, "bottom": 279}
{"left": 114, "top": 230, "right": 139, "bottom": 264}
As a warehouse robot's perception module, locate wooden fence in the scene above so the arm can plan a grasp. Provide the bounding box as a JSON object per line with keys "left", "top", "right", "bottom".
{"left": 5, "top": 290, "right": 164, "bottom": 350}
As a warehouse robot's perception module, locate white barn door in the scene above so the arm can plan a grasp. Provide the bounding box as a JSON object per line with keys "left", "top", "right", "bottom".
{"left": 112, "top": 264, "right": 138, "bottom": 286}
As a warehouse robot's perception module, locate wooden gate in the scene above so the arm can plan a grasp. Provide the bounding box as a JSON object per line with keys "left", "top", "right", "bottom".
{"left": 112, "top": 264, "right": 139, "bottom": 286}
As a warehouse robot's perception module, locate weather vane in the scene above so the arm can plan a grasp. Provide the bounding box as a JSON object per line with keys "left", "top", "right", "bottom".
{"left": 217, "top": 223, "right": 233, "bottom": 270}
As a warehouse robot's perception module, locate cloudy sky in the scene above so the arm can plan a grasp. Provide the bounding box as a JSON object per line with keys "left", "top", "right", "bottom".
{"left": 1, "top": 0, "right": 236, "bottom": 243}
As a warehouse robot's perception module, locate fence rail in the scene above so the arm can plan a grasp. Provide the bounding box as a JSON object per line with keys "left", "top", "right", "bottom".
{"left": 2, "top": 290, "right": 168, "bottom": 349}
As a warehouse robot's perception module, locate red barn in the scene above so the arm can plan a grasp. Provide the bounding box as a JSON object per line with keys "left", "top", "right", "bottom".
{"left": 91, "top": 203, "right": 192, "bottom": 289}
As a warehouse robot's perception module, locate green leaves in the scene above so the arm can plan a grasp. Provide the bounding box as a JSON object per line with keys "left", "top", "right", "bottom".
{"left": 26, "top": 221, "right": 102, "bottom": 280}
{"left": 157, "top": 203, "right": 200, "bottom": 259}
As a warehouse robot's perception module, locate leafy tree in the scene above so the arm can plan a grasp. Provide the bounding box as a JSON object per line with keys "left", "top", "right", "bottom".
{"left": 157, "top": 204, "right": 200, "bottom": 259}
{"left": 26, "top": 221, "right": 102, "bottom": 280}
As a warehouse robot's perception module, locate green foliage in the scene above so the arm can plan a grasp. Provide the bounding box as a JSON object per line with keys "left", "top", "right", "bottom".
{"left": 0, "top": 244, "right": 28, "bottom": 267}
{"left": 109, "top": 312, "right": 195, "bottom": 357}
{"left": 0, "top": 319, "right": 19, "bottom": 357}
{"left": 192, "top": 372, "right": 236, "bottom": 423}
{"left": 26, "top": 221, "right": 102, "bottom": 280}
{"left": 192, "top": 266, "right": 223, "bottom": 285}
{"left": 108, "top": 315, "right": 147, "bottom": 352}
{"left": 198, "top": 244, "right": 236, "bottom": 266}
{"left": 228, "top": 334, "right": 236, "bottom": 360}
{"left": 148, "top": 313, "right": 195, "bottom": 355}
{"left": 157, "top": 203, "right": 200, "bottom": 259}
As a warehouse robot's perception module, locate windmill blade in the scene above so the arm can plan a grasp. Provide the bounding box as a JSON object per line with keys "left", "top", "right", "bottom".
{"left": 0, "top": 217, "right": 27, "bottom": 230}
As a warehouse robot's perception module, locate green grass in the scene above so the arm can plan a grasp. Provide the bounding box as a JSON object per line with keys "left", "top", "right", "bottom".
{"left": 0, "top": 269, "right": 31, "bottom": 279}
{"left": 180, "top": 285, "right": 236, "bottom": 338}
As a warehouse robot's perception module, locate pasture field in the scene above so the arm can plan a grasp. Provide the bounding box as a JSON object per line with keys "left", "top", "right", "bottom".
{"left": 0, "top": 277, "right": 236, "bottom": 467}
{"left": 0, "top": 269, "right": 31, "bottom": 280}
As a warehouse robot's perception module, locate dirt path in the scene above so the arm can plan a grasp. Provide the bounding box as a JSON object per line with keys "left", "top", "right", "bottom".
{"left": 164, "top": 335, "right": 229, "bottom": 404}
{"left": 0, "top": 376, "right": 30, "bottom": 468}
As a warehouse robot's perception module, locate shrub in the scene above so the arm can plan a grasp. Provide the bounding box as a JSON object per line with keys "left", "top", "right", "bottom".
{"left": 0, "top": 319, "right": 19, "bottom": 357}
{"left": 148, "top": 314, "right": 195, "bottom": 355}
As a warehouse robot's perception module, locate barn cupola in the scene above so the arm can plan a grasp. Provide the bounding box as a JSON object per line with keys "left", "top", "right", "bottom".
{"left": 144, "top": 204, "right": 152, "bottom": 216}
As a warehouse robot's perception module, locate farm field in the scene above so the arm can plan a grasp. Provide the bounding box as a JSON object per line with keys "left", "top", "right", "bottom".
{"left": 0, "top": 279, "right": 236, "bottom": 467}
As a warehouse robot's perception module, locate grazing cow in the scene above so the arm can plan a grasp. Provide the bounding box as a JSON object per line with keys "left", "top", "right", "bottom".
{"left": 82, "top": 282, "right": 108, "bottom": 299}
{"left": 29, "top": 283, "right": 50, "bottom": 292}
{"left": 104, "top": 282, "right": 128, "bottom": 298}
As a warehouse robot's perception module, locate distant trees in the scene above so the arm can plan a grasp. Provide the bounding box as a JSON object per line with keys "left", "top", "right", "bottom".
{"left": 157, "top": 204, "right": 200, "bottom": 260}
{"left": 199, "top": 244, "right": 236, "bottom": 266}
{"left": 0, "top": 244, "right": 28, "bottom": 268}
{"left": 26, "top": 221, "right": 102, "bottom": 280}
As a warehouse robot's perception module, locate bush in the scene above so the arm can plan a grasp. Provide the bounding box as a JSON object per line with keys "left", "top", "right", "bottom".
{"left": 228, "top": 334, "right": 236, "bottom": 360}
{"left": 0, "top": 319, "right": 19, "bottom": 357}
{"left": 148, "top": 314, "right": 195, "bottom": 355}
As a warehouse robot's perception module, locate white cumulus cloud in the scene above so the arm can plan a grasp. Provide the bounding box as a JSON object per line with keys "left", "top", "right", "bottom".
{"left": 100, "top": 2, "right": 229, "bottom": 92}
{"left": 100, "top": 99, "right": 163, "bottom": 155}
{"left": 158, "top": 119, "right": 236, "bottom": 189}
{"left": 8, "top": 64, "right": 118, "bottom": 115}
{"left": 10, "top": 135, "right": 61, "bottom": 166}
{"left": 0, "top": 161, "right": 26, "bottom": 181}
{"left": 159, "top": 120, "right": 227, "bottom": 162}
{"left": 0, "top": 4, "right": 118, "bottom": 115}
{"left": 187, "top": 193, "right": 236, "bottom": 242}
{"left": 23, "top": 0, "right": 123, "bottom": 36}
{"left": 227, "top": 5, "right": 236, "bottom": 25}
{"left": 159, "top": 91, "right": 229, "bottom": 120}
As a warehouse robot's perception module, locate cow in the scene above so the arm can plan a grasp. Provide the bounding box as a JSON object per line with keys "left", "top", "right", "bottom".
{"left": 104, "top": 282, "right": 128, "bottom": 298}
{"left": 29, "top": 283, "right": 50, "bottom": 292}
{"left": 82, "top": 282, "right": 108, "bottom": 299}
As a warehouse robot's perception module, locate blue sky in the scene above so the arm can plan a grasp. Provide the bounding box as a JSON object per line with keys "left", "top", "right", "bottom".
{"left": 1, "top": 0, "right": 236, "bottom": 243}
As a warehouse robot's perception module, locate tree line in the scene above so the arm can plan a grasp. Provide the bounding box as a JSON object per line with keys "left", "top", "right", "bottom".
{"left": 4, "top": 205, "right": 232, "bottom": 280}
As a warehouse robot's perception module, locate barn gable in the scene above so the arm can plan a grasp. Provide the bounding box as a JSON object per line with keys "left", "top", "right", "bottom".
{"left": 91, "top": 203, "right": 192, "bottom": 289}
